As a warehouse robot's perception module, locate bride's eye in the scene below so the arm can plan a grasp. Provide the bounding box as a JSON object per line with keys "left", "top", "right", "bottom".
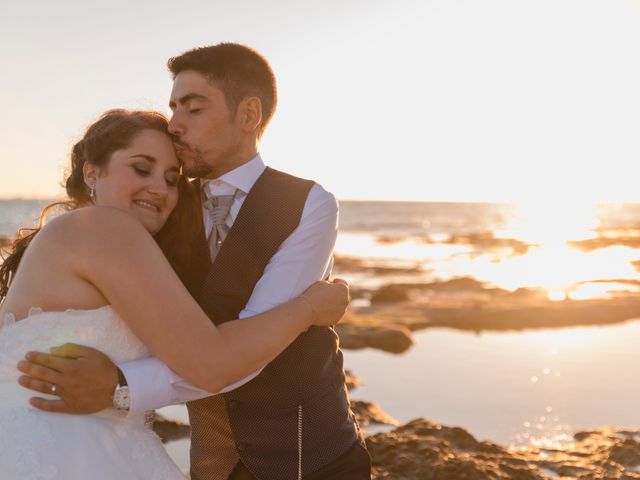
{"left": 133, "top": 165, "right": 151, "bottom": 176}
{"left": 166, "top": 175, "right": 179, "bottom": 187}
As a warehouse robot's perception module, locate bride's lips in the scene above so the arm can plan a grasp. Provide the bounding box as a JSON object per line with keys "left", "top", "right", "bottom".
{"left": 133, "top": 199, "right": 161, "bottom": 213}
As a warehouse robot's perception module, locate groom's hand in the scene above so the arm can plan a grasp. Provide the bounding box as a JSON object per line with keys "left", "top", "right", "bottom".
{"left": 16, "top": 343, "right": 119, "bottom": 414}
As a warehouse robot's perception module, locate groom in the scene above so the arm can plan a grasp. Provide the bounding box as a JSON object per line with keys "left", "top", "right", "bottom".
{"left": 17, "top": 43, "right": 371, "bottom": 479}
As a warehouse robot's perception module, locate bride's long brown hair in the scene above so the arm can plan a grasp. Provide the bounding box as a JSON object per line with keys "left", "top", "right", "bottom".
{"left": 0, "top": 109, "right": 202, "bottom": 302}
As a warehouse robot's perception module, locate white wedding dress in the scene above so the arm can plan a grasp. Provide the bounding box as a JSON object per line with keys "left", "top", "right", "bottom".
{"left": 0, "top": 305, "right": 186, "bottom": 480}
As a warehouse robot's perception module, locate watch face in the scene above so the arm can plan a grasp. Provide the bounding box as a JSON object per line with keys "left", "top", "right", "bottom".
{"left": 113, "top": 386, "right": 130, "bottom": 411}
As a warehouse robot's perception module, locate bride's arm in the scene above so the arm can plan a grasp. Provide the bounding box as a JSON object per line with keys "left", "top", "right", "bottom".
{"left": 54, "top": 207, "right": 346, "bottom": 393}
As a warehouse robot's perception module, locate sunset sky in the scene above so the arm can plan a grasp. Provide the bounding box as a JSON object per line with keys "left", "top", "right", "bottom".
{"left": 1, "top": 0, "right": 639, "bottom": 202}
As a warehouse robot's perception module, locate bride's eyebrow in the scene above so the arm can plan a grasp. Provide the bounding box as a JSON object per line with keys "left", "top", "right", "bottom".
{"left": 128, "top": 154, "right": 165, "bottom": 165}
{"left": 128, "top": 154, "right": 155, "bottom": 161}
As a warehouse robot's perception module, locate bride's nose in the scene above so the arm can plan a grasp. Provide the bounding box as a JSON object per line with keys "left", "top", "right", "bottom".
{"left": 147, "top": 176, "right": 169, "bottom": 197}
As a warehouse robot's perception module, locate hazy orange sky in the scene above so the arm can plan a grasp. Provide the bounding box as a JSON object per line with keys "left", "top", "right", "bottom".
{"left": 1, "top": 0, "right": 639, "bottom": 202}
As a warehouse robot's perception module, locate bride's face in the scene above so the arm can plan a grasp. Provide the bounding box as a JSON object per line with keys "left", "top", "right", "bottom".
{"left": 87, "top": 129, "right": 181, "bottom": 235}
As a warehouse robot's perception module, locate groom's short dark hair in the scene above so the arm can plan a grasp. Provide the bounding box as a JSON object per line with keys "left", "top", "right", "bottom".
{"left": 168, "top": 43, "right": 277, "bottom": 137}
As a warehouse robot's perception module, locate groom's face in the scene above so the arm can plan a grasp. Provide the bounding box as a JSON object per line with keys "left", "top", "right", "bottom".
{"left": 168, "top": 70, "right": 243, "bottom": 179}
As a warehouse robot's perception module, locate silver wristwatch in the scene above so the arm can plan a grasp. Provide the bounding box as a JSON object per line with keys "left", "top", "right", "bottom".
{"left": 112, "top": 367, "right": 130, "bottom": 411}
{"left": 113, "top": 384, "right": 130, "bottom": 411}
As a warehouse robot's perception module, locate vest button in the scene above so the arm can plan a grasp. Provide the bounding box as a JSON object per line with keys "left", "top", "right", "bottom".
{"left": 237, "top": 442, "right": 248, "bottom": 452}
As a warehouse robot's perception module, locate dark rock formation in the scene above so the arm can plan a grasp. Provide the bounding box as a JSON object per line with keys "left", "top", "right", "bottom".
{"left": 351, "top": 400, "right": 399, "bottom": 431}
{"left": 153, "top": 402, "right": 640, "bottom": 479}
{"left": 345, "top": 369, "right": 363, "bottom": 390}
{"left": 338, "top": 278, "right": 640, "bottom": 352}
{"left": 570, "top": 236, "right": 640, "bottom": 252}
{"left": 152, "top": 413, "right": 191, "bottom": 443}
{"left": 336, "top": 323, "right": 414, "bottom": 353}
{"left": 371, "top": 285, "right": 410, "bottom": 304}
{"left": 367, "top": 419, "right": 640, "bottom": 479}
{"left": 444, "top": 231, "right": 534, "bottom": 256}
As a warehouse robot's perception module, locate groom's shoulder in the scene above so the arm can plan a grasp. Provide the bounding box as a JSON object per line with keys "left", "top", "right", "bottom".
{"left": 267, "top": 167, "right": 337, "bottom": 212}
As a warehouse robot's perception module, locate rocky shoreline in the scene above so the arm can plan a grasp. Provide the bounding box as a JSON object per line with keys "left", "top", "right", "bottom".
{"left": 335, "top": 271, "right": 640, "bottom": 354}
{"left": 366, "top": 418, "right": 640, "bottom": 479}
{"left": 152, "top": 370, "right": 640, "bottom": 479}
{"left": 153, "top": 398, "right": 640, "bottom": 479}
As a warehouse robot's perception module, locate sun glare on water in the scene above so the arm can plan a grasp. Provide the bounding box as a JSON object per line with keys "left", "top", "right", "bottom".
{"left": 335, "top": 201, "right": 640, "bottom": 300}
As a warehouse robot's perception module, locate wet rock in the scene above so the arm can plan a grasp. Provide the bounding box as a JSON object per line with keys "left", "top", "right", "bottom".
{"left": 345, "top": 369, "right": 363, "bottom": 390}
{"left": 424, "top": 277, "right": 494, "bottom": 292}
{"left": 609, "top": 439, "right": 640, "bottom": 467}
{"left": 371, "top": 285, "right": 410, "bottom": 304}
{"left": 334, "top": 255, "right": 423, "bottom": 276}
{"left": 367, "top": 418, "right": 640, "bottom": 480}
{"left": 351, "top": 400, "right": 399, "bottom": 431}
{"left": 367, "top": 418, "right": 541, "bottom": 480}
{"left": 445, "top": 231, "right": 534, "bottom": 256}
{"left": 336, "top": 323, "right": 414, "bottom": 353}
{"left": 342, "top": 277, "right": 640, "bottom": 347}
{"left": 375, "top": 236, "right": 408, "bottom": 245}
{"left": 152, "top": 413, "right": 191, "bottom": 443}
{"left": 570, "top": 236, "right": 640, "bottom": 252}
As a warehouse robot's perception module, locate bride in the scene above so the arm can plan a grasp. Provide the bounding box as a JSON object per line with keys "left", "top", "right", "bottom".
{"left": 0, "top": 109, "right": 349, "bottom": 479}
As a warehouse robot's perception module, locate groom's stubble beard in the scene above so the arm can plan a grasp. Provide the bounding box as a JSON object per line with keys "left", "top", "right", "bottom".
{"left": 182, "top": 153, "right": 214, "bottom": 178}
{"left": 185, "top": 144, "right": 246, "bottom": 179}
{"left": 175, "top": 141, "right": 213, "bottom": 178}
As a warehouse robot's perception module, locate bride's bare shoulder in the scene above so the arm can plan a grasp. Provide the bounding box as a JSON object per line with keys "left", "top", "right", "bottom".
{"left": 38, "top": 206, "right": 148, "bottom": 246}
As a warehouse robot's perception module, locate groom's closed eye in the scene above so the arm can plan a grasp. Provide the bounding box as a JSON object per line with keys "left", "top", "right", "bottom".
{"left": 186, "top": 100, "right": 206, "bottom": 114}
{"left": 169, "top": 92, "right": 209, "bottom": 112}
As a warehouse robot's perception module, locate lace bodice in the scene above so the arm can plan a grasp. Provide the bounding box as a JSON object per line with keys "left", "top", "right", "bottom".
{"left": 0, "top": 306, "right": 185, "bottom": 479}
{"left": 2, "top": 304, "right": 147, "bottom": 357}
{"left": 0, "top": 306, "right": 149, "bottom": 387}
{"left": 0, "top": 305, "right": 150, "bottom": 417}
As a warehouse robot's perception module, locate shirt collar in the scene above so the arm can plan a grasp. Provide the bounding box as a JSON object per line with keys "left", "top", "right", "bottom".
{"left": 201, "top": 154, "right": 266, "bottom": 196}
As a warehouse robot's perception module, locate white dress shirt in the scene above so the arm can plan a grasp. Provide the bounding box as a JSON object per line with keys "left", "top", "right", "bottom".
{"left": 119, "top": 155, "right": 338, "bottom": 415}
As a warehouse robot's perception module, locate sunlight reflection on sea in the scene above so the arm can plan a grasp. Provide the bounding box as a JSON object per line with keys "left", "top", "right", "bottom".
{"left": 335, "top": 201, "right": 640, "bottom": 299}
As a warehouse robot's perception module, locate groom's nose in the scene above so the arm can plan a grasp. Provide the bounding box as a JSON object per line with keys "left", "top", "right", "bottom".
{"left": 168, "top": 114, "right": 184, "bottom": 137}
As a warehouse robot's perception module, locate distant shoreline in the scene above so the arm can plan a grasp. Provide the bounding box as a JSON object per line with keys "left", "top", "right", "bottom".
{"left": 2, "top": 197, "right": 640, "bottom": 206}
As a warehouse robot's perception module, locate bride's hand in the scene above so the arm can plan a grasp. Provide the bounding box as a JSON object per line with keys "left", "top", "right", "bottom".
{"left": 299, "top": 278, "right": 350, "bottom": 327}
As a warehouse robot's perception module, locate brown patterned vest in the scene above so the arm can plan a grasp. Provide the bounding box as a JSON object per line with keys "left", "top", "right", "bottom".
{"left": 185, "top": 168, "right": 360, "bottom": 480}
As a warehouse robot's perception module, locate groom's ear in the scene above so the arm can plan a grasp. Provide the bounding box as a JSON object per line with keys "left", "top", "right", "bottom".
{"left": 238, "top": 96, "right": 263, "bottom": 135}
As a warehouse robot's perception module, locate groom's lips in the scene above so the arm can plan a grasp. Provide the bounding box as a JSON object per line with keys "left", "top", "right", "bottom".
{"left": 174, "top": 143, "right": 192, "bottom": 157}
{"left": 174, "top": 144, "right": 196, "bottom": 161}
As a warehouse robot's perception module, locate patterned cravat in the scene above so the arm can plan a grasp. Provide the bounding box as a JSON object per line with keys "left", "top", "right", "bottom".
{"left": 203, "top": 191, "right": 236, "bottom": 262}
